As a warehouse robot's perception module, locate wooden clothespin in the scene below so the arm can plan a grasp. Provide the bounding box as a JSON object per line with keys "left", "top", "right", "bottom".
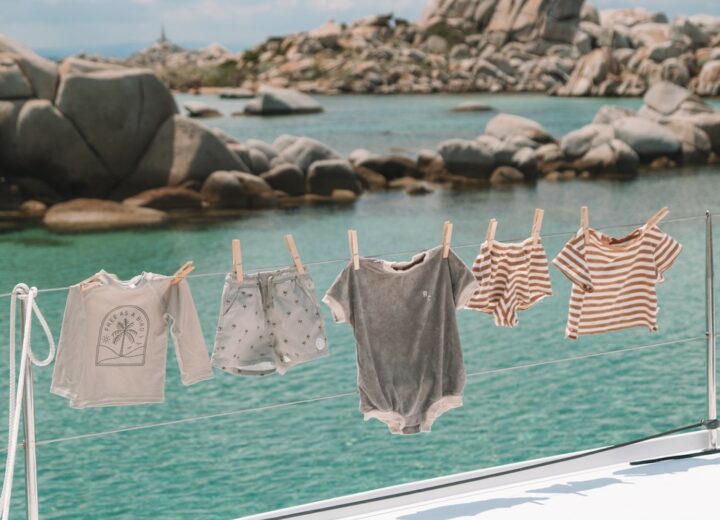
{"left": 531, "top": 208, "right": 544, "bottom": 246}
{"left": 171, "top": 261, "right": 194, "bottom": 285}
{"left": 284, "top": 234, "right": 305, "bottom": 275}
{"left": 232, "top": 239, "right": 243, "bottom": 282}
{"left": 485, "top": 218, "right": 498, "bottom": 253}
{"left": 80, "top": 274, "right": 101, "bottom": 292}
{"left": 645, "top": 207, "right": 669, "bottom": 229}
{"left": 348, "top": 229, "right": 360, "bottom": 271}
{"left": 581, "top": 206, "right": 589, "bottom": 244}
{"left": 442, "top": 221, "right": 453, "bottom": 259}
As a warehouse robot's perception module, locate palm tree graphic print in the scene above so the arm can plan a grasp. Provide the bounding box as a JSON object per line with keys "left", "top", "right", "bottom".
{"left": 112, "top": 318, "right": 137, "bottom": 357}
{"left": 96, "top": 306, "right": 149, "bottom": 366}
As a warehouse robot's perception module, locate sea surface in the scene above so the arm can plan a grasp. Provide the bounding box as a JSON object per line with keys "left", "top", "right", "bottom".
{"left": 0, "top": 94, "right": 719, "bottom": 519}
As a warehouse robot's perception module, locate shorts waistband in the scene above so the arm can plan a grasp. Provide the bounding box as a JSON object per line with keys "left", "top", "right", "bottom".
{"left": 224, "top": 266, "right": 308, "bottom": 288}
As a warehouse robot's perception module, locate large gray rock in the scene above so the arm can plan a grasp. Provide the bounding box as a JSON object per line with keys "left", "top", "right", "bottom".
{"left": 437, "top": 138, "right": 495, "bottom": 178}
{"left": 309, "top": 20, "right": 343, "bottom": 48}
{"left": 639, "top": 81, "right": 714, "bottom": 119}
{"left": 58, "top": 57, "right": 126, "bottom": 76}
{"left": 16, "top": 100, "right": 114, "bottom": 197}
{"left": 662, "top": 120, "right": 712, "bottom": 164}
{"left": 611, "top": 116, "right": 682, "bottom": 161}
{"left": 272, "top": 134, "right": 301, "bottom": 153}
{"left": 609, "top": 139, "right": 640, "bottom": 174}
{"left": 200, "top": 170, "right": 276, "bottom": 209}
{"left": 55, "top": 68, "right": 178, "bottom": 179}
{"left": 683, "top": 113, "right": 720, "bottom": 154}
{"left": 115, "top": 115, "right": 247, "bottom": 198}
{"left": 307, "top": 159, "right": 361, "bottom": 196}
{"left": 572, "top": 138, "right": 639, "bottom": 175}
{"left": 0, "top": 100, "right": 24, "bottom": 168}
{"left": 560, "top": 124, "right": 615, "bottom": 159}
{"left": 696, "top": 61, "right": 720, "bottom": 96}
{"left": 279, "top": 137, "right": 341, "bottom": 173}
{"left": 0, "top": 34, "right": 59, "bottom": 100}
{"left": 244, "top": 86, "right": 323, "bottom": 115}
{"left": 44, "top": 199, "right": 168, "bottom": 232}
{"left": 485, "top": 113, "right": 555, "bottom": 143}
{"left": 260, "top": 163, "right": 306, "bottom": 196}
{"left": 421, "top": 0, "right": 584, "bottom": 45}
{"left": 0, "top": 56, "right": 33, "bottom": 98}
{"left": 246, "top": 139, "right": 278, "bottom": 160}
{"left": 599, "top": 8, "right": 667, "bottom": 28}
{"left": 559, "top": 48, "right": 615, "bottom": 96}
{"left": 592, "top": 105, "right": 635, "bottom": 124}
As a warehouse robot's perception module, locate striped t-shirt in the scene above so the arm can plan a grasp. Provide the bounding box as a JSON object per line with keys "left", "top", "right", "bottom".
{"left": 552, "top": 225, "right": 681, "bottom": 339}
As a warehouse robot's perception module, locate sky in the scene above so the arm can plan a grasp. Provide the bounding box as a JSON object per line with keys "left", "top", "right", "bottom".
{"left": 0, "top": 0, "right": 718, "bottom": 58}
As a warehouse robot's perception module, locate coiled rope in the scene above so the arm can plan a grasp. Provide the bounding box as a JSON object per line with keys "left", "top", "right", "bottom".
{"left": 0, "top": 284, "right": 55, "bottom": 520}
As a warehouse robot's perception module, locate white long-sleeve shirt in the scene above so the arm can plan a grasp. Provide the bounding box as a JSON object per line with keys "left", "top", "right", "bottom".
{"left": 51, "top": 271, "right": 213, "bottom": 408}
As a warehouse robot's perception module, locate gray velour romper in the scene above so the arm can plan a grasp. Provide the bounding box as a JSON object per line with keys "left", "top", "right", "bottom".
{"left": 323, "top": 246, "right": 478, "bottom": 434}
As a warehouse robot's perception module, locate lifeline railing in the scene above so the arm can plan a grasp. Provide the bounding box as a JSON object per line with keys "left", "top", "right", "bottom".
{"left": 1, "top": 211, "right": 718, "bottom": 518}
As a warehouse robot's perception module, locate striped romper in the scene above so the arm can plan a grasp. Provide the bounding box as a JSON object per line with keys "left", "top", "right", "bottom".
{"left": 553, "top": 224, "right": 681, "bottom": 339}
{"left": 466, "top": 235, "right": 553, "bottom": 327}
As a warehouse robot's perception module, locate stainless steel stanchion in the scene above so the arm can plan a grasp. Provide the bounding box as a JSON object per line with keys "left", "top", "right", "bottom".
{"left": 706, "top": 210, "right": 718, "bottom": 450}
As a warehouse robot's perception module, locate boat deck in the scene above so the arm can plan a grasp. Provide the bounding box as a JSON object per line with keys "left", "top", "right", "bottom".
{"left": 240, "top": 430, "right": 719, "bottom": 519}
{"left": 351, "top": 451, "right": 720, "bottom": 519}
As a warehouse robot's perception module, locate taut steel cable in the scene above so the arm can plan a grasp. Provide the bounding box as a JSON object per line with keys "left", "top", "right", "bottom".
{"left": 0, "top": 213, "right": 706, "bottom": 299}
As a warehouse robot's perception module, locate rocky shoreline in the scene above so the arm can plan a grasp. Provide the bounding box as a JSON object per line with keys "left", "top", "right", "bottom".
{"left": 89, "top": 1, "right": 720, "bottom": 98}
{"left": 2, "top": 16, "right": 720, "bottom": 232}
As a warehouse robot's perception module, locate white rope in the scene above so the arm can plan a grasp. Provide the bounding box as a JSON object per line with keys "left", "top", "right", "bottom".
{"left": 25, "top": 334, "right": 702, "bottom": 449}
{"left": 1, "top": 284, "right": 55, "bottom": 520}
{"left": 0, "top": 213, "right": 706, "bottom": 300}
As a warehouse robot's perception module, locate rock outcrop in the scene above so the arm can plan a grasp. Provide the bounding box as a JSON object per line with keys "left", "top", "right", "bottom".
{"left": 95, "top": 3, "right": 719, "bottom": 98}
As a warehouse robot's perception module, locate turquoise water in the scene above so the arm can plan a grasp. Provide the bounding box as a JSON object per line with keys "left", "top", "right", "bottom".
{"left": 174, "top": 93, "right": 720, "bottom": 156}
{"left": 0, "top": 95, "right": 719, "bottom": 518}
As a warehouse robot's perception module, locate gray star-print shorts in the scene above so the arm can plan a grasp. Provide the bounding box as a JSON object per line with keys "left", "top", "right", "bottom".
{"left": 212, "top": 267, "right": 328, "bottom": 375}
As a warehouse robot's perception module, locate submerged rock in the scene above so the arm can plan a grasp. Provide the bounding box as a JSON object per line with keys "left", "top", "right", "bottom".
{"left": 450, "top": 102, "right": 494, "bottom": 113}
{"left": 44, "top": 199, "right": 168, "bottom": 232}
{"left": 183, "top": 101, "right": 222, "bottom": 118}
{"left": 123, "top": 186, "right": 203, "bottom": 210}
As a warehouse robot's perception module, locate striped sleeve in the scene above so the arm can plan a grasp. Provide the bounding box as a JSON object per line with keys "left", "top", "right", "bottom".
{"left": 653, "top": 230, "right": 682, "bottom": 283}
{"left": 552, "top": 234, "right": 593, "bottom": 292}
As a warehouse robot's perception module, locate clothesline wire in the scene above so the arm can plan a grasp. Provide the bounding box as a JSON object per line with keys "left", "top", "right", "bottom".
{"left": 12, "top": 334, "right": 701, "bottom": 450}
{"left": 0, "top": 212, "right": 707, "bottom": 300}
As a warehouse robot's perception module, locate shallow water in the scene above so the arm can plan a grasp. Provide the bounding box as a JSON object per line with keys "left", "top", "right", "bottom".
{"left": 1, "top": 95, "right": 720, "bottom": 519}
